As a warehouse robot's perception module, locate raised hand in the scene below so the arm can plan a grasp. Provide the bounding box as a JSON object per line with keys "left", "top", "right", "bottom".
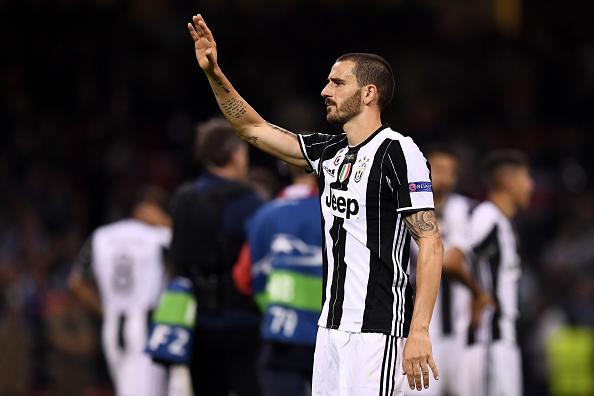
{"left": 187, "top": 14, "right": 217, "bottom": 73}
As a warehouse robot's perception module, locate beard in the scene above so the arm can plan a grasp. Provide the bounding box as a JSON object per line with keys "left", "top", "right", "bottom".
{"left": 326, "top": 89, "right": 363, "bottom": 124}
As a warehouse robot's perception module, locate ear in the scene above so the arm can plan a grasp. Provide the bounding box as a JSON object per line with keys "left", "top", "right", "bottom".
{"left": 362, "top": 84, "right": 379, "bottom": 106}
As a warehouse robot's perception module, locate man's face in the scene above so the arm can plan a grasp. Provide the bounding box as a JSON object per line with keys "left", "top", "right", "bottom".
{"left": 502, "top": 166, "right": 534, "bottom": 209}
{"left": 428, "top": 153, "right": 458, "bottom": 196}
{"left": 321, "top": 61, "right": 363, "bottom": 124}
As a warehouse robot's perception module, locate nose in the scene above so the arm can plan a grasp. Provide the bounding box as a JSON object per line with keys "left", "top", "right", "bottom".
{"left": 321, "top": 82, "right": 331, "bottom": 98}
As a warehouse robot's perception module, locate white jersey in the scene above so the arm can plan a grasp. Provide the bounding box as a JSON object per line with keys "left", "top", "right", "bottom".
{"left": 430, "top": 193, "right": 474, "bottom": 339}
{"left": 466, "top": 201, "right": 521, "bottom": 344}
{"left": 298, "top": 125, "right": 434, "bottom": 336}
{"left": 406, "top": 194, "right": 474, "bottom": 396}
{"left": 89, "top": 219, "right": 171, "bottom": 316}
{"left": 74, "top": 219, "right": 171, "bottom": 396}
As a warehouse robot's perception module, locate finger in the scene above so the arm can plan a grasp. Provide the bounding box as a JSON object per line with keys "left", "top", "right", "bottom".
{"left": 404, "top": 361, "right": 415, "bottom": 391}
{"left": 421, "top": 360, "right": 430, "bottom": 389}
{"left": 197, "top": 19, "right": 215, "bottom": 42}
{"left": 187, "top": 23, "right": 199, "bottom": 41}
{"left": 192, "top": 15, "right": 205, "bottom": 36}
{"left": 428, "top": 355, "right": 439, "bottom": 381}
{"left": 413, "top": 361, "right": 422, "bottom": 391}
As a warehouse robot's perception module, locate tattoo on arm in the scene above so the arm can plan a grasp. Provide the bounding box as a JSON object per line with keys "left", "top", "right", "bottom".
{"left": 221, "top": 98, "right": 247, "bottom": 119}
{"left": 212, "top": 77, "right": 231, "bottom": 94}
{"left": 404, "top": 210, "right": 439, "bottom": 241}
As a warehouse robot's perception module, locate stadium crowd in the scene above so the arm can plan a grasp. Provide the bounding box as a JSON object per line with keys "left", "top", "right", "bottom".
{"left": 1, "top": 0, "right": 593, "bottom": 395}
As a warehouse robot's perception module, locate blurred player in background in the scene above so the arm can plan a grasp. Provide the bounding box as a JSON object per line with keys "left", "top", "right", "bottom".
{"left": 169, "top": 118, "right": 264, "bottom": 396}
{"left": 69, "top": 187, "right": 172, "bottom": 396}
{"left": 246, "top": 166, "right": 322, "bottom": 396}
{"left": 406, "top": 146, "right": 492, "bottom": 396}
{"left": 459, "top": 150, "right": 534, "bottom": 396}
{"left": 188, "top": 14, "right": 443, "bottom": 395}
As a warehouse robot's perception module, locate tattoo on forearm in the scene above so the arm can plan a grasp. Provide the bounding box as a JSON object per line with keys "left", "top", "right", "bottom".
{"left": 212, "top": 77, "right": 230, "bottom": 94}
{"left": 404, "top": 210, "right": 439, "bottom": 241}
{"left": 221, "top": 98, "right": 247, "bottom": 119}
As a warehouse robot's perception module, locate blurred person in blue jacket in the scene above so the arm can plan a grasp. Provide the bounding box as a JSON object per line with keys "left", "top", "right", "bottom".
{"left": 169, "top": 118, "right": 265, "bottom": 396}
{"left": 246, "top": 166, "right": 322, "bottom": 396}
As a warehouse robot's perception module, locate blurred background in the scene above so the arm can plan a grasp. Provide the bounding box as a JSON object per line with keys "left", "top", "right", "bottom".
{"left": 1, "top": 0, "right": 593, "bottom": 395}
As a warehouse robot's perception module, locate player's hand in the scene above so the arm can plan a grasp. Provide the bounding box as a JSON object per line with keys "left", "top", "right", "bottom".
{"left": 470, "top": 291, "right": 496, "bottom": 329}
{"left": 402, "top": 329, "right": 439, "bottom": 391}
{"left": 187, "top": 14, "right": 218, "bottom": 73}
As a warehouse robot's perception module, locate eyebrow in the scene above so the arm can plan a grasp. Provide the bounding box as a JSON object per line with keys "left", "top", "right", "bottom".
{"left": 328, "top": 77, "right": 346, "bottom": 84}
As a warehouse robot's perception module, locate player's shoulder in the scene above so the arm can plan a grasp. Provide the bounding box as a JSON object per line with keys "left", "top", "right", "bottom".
{"left": 471, "top": 201, "right": 501, "bottom": 224}
{"left": 446, "top": 193, "right": 475, "bottom": 213}
{"left": 381, "top": 128, "right": 426, "bottom": 159}
{"left": 95, "top": 219, "right": 168, "bottom": 240}
{"left": 252, "top": 195, "right": 304, "bottom": 222}
{"left": 300, "top": 131, "right": 346, "bottom": 146}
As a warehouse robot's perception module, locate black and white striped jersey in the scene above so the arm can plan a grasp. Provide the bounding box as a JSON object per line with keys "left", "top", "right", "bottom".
{"left": 297, "top": 125, "right": 434, "bottom": 336}
{"left": 430, "top": 194, "right": 474, "bottom": 339}
{"left": 466, "top": 201, "right": 521, "bottom": 344}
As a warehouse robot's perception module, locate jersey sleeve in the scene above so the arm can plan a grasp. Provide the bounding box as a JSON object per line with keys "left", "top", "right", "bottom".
{"left": 467, "top": 204, "right": 499, "bottom": 259}
{"left": 297, "top": 133, "right": 337, "bottom": 174}
{"left": 387, "top": 137, "right": 435, "bottom": 213}
{"left": 445, "top": 197, "right": 473, "bottom": 254}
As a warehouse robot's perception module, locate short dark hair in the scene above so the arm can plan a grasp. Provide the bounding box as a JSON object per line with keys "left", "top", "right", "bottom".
{"left": 482, "top": 149, "right": 529, "bottom": 190}
{"left": 195, "top": 118, "right": 245, "bottom": 167}
{"left": 336, "top": 53, "right": 395, "bottom": 110}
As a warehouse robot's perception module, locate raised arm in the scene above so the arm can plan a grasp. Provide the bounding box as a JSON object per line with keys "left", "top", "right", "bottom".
{"left": 402, "top": 209, "right": 443, "bottom": 392}
{"left": 187, "top": 15, "right": 308, "bottom": 169}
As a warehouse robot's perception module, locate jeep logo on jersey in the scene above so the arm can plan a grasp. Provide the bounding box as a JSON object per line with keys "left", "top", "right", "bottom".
{"left": 324, "top": 188, "right": 360, "bottom": 219}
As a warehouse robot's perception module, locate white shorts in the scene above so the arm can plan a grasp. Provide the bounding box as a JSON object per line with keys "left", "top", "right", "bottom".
{"left": 459, "top": 341, "right": 522, "bottom": 396}
{"left": 312, "top": 327, "right": 407, "bottom": 396}
{"left": 103, "top": 313, "right": 167, "bottom": 396}
{"left": 404, "top": 335, "right": 461, "bottom": 396}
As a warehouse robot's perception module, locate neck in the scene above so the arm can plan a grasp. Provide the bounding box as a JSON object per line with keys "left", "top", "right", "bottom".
{"left": 488, "top": 191, "right": 517, "bottom": 219}
{"left": 342, "top": 110, "right": 382, "bottom": 147}
{"left": 209, "top": 165, "right": 241, "bottom": 181}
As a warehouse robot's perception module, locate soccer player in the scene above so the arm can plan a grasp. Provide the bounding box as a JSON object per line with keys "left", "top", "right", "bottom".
{"left": 187, "top": 15, "right": 444, "bottom": 395}
{"left": 406, "top": 146, "right": 492, "bottom": 396}
{"left": 459, "top": 150, "right": 534, "bottom": 396}
{"left": 69, "top": 188, "right": 172, "bottom": 396}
